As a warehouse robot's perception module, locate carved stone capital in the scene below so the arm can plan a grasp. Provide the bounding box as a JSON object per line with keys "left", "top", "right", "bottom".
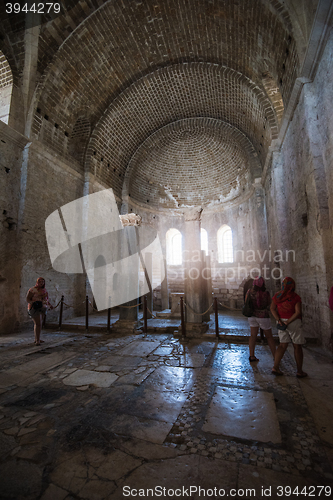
{"left": 183, "top": 207, "right": 203, "bottom": 222}
{"left": 119, "top": 213, "right": 142, "bottom": 226}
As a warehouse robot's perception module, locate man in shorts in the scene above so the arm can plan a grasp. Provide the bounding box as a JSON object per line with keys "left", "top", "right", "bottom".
{"left": 27, "top": 277, "right": 53, "bottom": 345}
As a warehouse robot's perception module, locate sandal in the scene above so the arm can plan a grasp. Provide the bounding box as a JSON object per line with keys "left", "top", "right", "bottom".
{"left": 249, "top": 356, "right": 259, "bottom": 362}
{"left": 272, "top": 368, "right": 283, "bottom": 376}
{"left": 296, "top": 372, "right": 308, "bottom": 378}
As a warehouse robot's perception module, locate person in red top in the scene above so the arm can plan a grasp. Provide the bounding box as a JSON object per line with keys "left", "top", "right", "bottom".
{"left": 26, "top": 277, "right": 53, "bottom": 345}
{"left": 270, "top": 277, "right": 307, "bottom": 378}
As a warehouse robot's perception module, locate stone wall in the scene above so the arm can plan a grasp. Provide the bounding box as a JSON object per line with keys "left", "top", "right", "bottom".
{"left": 264, "top": 31, "right": 333, "bottom": 351}
{"left": 0, "top": 123, "right": 87, "bottom": 334}
{"left": 137, "top": 187, "right": 271, "bottom": 311}
{"left": 29, "top": 0, "right": 297, "bottom": 170}
{"left": 202, "top": 188, "right": 272, "bottom": 309}
{"left": 0, "top": 123, "right": 29, "bottom": 332}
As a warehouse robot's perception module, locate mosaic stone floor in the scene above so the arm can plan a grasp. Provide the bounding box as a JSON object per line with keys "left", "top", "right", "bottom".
{"left": 0, "top": 321, "right": 332, "bottom": 500}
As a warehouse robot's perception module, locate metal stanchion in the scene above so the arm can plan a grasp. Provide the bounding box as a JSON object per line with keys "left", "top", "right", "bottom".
{"left": 180, "top": 296, "right": 186, "bottom": 338}
{"left": 59, "top": 295, "right": 64, "bottom": 329}
{"left": 85, "top": 295, "right": 89, "bottom": 331}
{"left": 214, "top": 297, "right": 219, "bottom": 339}
{"left": 143, "top": 295, "right": 148, "bottom": 334}
{"left": 107, "top": 296, "right": 112, "bottom": 332}
{"left": 107, "top": 306, "right": 111, "bottom": 332}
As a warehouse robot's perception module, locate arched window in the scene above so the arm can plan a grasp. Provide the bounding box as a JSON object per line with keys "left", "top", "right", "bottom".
{"left": 0, "top": 51, "right": 13, "bottom": 125}
{"left": 166, "top": 228, "right": 182, "bottom": 265}
{"left": 217, "top": 225, "right": 233, "bottom": 263}
{"left": 201, "top": 228, "right": 208, "bottom": 256}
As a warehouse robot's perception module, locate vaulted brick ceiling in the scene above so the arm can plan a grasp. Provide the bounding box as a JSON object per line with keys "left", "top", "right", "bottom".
{"left": 0, "top": 0, "right": 316, "bottom": 210}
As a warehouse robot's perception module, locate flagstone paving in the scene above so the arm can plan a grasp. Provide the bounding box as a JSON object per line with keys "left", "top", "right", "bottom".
{"left": 0, "top": 322, "right": 332, "bottom": 499}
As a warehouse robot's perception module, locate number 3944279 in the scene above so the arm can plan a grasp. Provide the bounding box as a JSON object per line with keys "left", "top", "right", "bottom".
{"left": 276, "top": 485, "right": 331, "bottom": 496}
{"left": 5, "top": 3, "right": 61, "bottom": 14}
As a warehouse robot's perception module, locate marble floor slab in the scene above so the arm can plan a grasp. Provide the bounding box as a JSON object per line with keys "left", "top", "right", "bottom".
{"left": 115, "top": 340, "right": 162, "bottom": 357}
{"left": 202, "top": 386, "right": 282, "bottom": 443}
{"left": 62, "top": 369, "right": 118, "bottom": 388}
{"left": 0, "top": 325, "right": 332, "bottom": 500}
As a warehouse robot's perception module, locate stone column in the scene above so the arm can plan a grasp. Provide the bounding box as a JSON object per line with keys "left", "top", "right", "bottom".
{"left": 144, "top": 252, "right": 153, "bottom": 318}
{"left": 203, "top": 253, "right": 212, "bottom": 322}
{"left": 160, "top": 257, "right": 169, "bottom": 310}
{"left": 254, "top": 183, "right": 270, "bottom": 280}
{"left": 118, "top": 226, "right": 139, "bottom": 321}
{"left": 113, "top": 216, "right": 141, "bottom": 333}
{"left": 183, "top": 207, "right": 208, "bottom": 336}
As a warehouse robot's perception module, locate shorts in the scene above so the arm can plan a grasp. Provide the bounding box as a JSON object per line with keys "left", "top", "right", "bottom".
{"left": 277, "top": 318, "right": 305, "bottom": 344}
{"left": 248, "top": 317, "right": 272, "bottom": 330}
{"left": 28, "top": 306, "right": 47, "bottom": 319}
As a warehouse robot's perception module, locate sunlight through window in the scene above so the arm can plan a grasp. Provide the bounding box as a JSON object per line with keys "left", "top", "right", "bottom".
{"left": 166, "top": 228, "right": 182, "bottom": 265}
{"left": 217, "top": 225, "right": 233, "bottom": 263}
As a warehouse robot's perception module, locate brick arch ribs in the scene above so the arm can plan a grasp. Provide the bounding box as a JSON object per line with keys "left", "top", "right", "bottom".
{"left": 86, "top": 63, "right": 277, "bottom": 203}
{"left": 121, "top": 117, "right": 261, "bottom": 212}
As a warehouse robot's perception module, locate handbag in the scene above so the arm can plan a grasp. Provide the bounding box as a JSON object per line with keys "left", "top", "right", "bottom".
{"left": 32, "top": 301, "right": 43, "bottom": 310}
{"left": 242, "top": 292, "right": 254, "bottom": 317}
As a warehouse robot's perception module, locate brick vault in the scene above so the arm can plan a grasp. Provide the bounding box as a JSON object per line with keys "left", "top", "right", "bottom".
{"left": 0, "top": 0, "right": 332, "bottom": 351}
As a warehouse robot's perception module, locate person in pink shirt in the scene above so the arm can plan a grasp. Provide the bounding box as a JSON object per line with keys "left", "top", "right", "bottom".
{"left": 26, "top": 277, "right": 53, "bottom": 345}
{"left": 270, "top": 277, "right": 307, "bottom": 378}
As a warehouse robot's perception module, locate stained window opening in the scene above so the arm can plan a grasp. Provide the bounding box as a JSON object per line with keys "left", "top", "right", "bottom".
{"left": 218, "top": 225, "right": 233, "bottom": 263}
{"left": 166, "top": 228, "right": 182, "bottom": 265}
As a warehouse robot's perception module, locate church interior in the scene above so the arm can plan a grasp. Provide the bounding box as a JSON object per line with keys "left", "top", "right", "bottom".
{"left": 0, "top": 0, "right": 333, "bottom": 498}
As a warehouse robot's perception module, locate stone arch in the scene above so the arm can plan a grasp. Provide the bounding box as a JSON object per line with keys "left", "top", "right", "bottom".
{"left": 217, "top": 225, "right": 234, "bottom": 263}
{"left": 122, "top": 117, "right": 261, "bottom": 212}
{"left": 262, "top": 72, "right": 284, "bottom": 125}
{"left": 166, "top": 228, "right": 182, "bottom": 265}
{"left": 86, "top": 63, "right": 278, "bottom": 203}
{"left": 0, "top": 51, "right": 13, "bottom": 125}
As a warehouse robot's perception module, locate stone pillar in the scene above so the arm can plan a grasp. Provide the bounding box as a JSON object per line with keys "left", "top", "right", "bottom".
{"left": 144, "top": 252, "right": 153, "bottom": 318}
{"left": 183, "top": 207, "right": 208, "bottom": 336}
{"left": 114, "top": 220, "right": 140, "bottom": 333}
{"left": 254, "top": 183, "right": 270, "bottom": 279}
{"left": 160, "top": 257, "right": 169, "bottom": 310}
{"left": 203, "top": 253, "right": 212, "bottom": 322}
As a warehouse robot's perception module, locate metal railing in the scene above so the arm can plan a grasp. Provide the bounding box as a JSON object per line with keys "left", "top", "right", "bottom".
{"left": 53, "top": 293, "right": 226, "bottom": 337}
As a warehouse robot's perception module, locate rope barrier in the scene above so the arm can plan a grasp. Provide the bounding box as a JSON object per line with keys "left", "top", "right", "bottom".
{"left": 183, "top": 301, "right": 214, "bottom": 316}
{"left": 218, "top": 301, "right": 238, "bottom": 311}
{"left": 120, "top": 302, "right": 142, "bottom": 308}
{"left": 50, "top": 298, "right": 73, "bottom": 309}
{"left": 56, "top": 296, "right": 142, "bottom": 312}
{"left": 55, "top": 293, "right": 237, "bottom": 335}
{"left": 88, "top": 300, "right": 99, "bottom": 312}
{"left": 146, "top": 306, "right": 158, "bottom": 319}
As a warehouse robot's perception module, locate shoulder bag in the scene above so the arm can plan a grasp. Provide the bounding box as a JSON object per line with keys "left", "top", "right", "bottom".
{"left": 242, "top": 291, "right": 254, "bottom": 317}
